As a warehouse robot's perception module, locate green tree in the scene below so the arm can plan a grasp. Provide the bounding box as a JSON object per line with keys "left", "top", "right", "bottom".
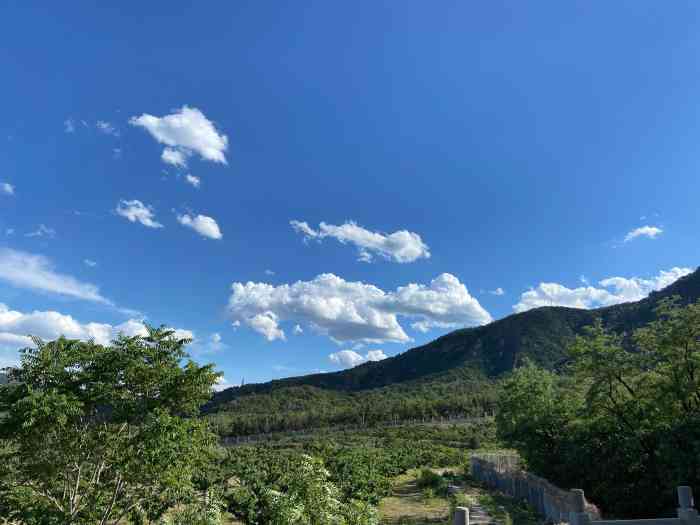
{"left": 0, "top": 326, "right": 220, "bottom": 525}
{"left": 496, "top": 299, "right": 700, "bottom": 517}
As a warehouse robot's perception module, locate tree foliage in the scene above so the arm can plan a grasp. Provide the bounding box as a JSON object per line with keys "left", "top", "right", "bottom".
{"left": 497, "top": 298, "right": 700, "bottom": 517}
{"left": 0, "top": 326, "right": 220, "bottom": 524}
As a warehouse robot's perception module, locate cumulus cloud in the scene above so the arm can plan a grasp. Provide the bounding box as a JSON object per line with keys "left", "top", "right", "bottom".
{"left": 0, "top": 248, "right": 110, "bottom": 304}
{"left": 176, "top": 213, "right": 222, "bottom": 240}
{"left": 290, "top": 220, "right": 431, "bottom": 263}
{"left": 116, "top": 200, "right": 163, "bottom": 229}
{"left": 329, "top": 350, "right": 365, "bottom": 368}
{"left": 625, "top": 225, "right": 663, "bottom": 242}
{"left": 329, "top": 348, "right": 388, "bottom": 368}
{"left": 162, "top": 148, "right": 188, "bottom": 167}
{"left": 0, "top": 304, "right": 193, "bottom": 367}
{"left": 248, "top": 312, "right": 285, "bottom": 341}
{"left": 365, "top": 349, "right": 388, "bottom": 361}
{"left": 84, "top": 259, "right": 97, "bottom": 267}
{"left": 227, "top": 273, "right": 491, "bottom": 344}
{"left": 1, "top": 183, "right": 14, "bottom": 196}
{"left": 293, "top": 324, "right": 303, "bottom": 335}
{"left": 489, "top": 287, "right": 505, "bottom": 296}
{"left": 185, "top": 174, "right": 201, "bottom": 188}
{"left": 130, "top": 106, "right": 228, "bottom": 166}
{"left": 64, "top": 119, "right": 76, "bottom": 133}
{"left": 513, "top": 267, "right": 693, "bottom": 313}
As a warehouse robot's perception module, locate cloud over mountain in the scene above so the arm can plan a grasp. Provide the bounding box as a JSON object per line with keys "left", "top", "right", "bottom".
{"left": 513, "top": 267, "right": 692, "bottom": 313}
{"left": 328, "top": 348, "right": 388, "bottom": 368}
{"left": 227, "top": 273, "right": 491, "bottom": 344}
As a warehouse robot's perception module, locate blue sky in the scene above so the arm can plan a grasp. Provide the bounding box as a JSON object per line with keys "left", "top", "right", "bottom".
{"left": 2, "top": 1, "right": 700, "bottom": 385}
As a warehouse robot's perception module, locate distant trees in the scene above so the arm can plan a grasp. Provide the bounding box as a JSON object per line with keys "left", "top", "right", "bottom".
{"left": 497, "top": 298, "right": 700, "bottom": 517}
{"left": 0, "top": 326, "right": 221, "bottom": 524}
{"left": 206, "top": 379, "right": 497, "bottom": 438}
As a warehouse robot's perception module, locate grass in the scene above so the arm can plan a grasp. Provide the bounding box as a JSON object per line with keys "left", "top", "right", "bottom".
{"left": 379, "top": 468, "right": 454, "bottom": 524}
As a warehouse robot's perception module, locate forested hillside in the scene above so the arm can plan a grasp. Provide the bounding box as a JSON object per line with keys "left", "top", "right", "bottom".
{"left": 208, "top": 267, "right": 700, "bottom": 412}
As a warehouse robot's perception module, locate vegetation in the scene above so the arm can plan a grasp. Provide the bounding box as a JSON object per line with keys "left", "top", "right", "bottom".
{"left": 497, "top": 298, "right": 700, "bottom": 517}
{"left": 0, "top": 323, "right": 498, "bottom": 524}
{"left": 0, "top": 327, "right": 220, "bottom": 524}
{"left": 218, "top": 421, "right": 498, "bottom": 522}
{"left": 3, "top": 270, "right": 700, "bottom": 523}
{"left": 205, "top": 378, "right": 497, "bottom": 438}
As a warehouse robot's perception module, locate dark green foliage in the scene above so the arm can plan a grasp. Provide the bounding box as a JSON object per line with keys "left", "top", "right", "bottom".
{"left": 206, "top": 376, "right": 497, "bottom": 437}
{"left": 416, "top": 468, "right": 446, "bottom": 492}
{"left": 496, "top": 298, "right": 700, "bottom": 518}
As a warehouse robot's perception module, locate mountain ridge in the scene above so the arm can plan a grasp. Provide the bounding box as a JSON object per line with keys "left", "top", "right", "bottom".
{"left": 210, "top": 267, "right": 700, "bottom": 407}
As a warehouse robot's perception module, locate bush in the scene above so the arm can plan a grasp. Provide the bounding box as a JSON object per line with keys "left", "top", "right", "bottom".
{"left": 416, "top": 468, "right": 446, "bottom": 493}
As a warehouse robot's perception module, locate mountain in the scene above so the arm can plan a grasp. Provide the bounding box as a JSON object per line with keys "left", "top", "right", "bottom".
{"left": 208, "top": 266, "right": 700, "bottom": 408}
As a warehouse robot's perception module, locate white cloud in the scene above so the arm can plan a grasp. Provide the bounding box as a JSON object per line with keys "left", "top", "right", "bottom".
{"left": 185, "top": 174, "right": 201, "bottom": 188}
{"left": 489, "top": 287, "right": 505, "bottom": 296}
{"left": 329, "top": 350, "right": 365, "bottom": 368}
{"left": 227, "top": 273, "right": 491, "bottom": 344}
{"left": 84, "top": 259, "right": 97, "bottom": 267}
{"left": 26, "top": 224, "right": 56, "bottom": 238}
{"left": 365, "top": 349, "right": 388, "bottom": 361}
{"left": 96, "top": 121, "right": 119, "bottom": 136}
{"left": 176, "top": 213, "right": 222, "bottom": 240}
{"left": 0, "top": 248, "right": 110, "bottom": 304}
{"left": 513, "top": 267, "right": 693, "bottom": 313}
{"left": 113, "top": 148, "right": 122, "bottom": 159}
{"left": 0, "top": 304, "right": 193, "bottom": 367}
{"left": 64, "top": 119, "right": 76, "bottom": 133}
{"left": 625, "top": 225, "right": 663, "bottom": 242}
{"left": 130, "top": 106, "right": 228, "bottom": 166}
{"left": 1, "top": 183, "right": 14, "bottom": 196}
{"left": 116, "top": 200, "right": 163, "bottom": 229}
{"left": 293, "top": 324, "right": 303, "bottom": 335}
{"left": 162, "top": 148, "right": 188, "bottom": 167}
{"left": 5, "top": 229, "right": 14, "bottom": 236}
{"left": 290, "top": 220, "right": 431, "bottom": 263}
{"left": 329, "top": 348, "right": 388, "bottom": 369}
{"left": 265, "top": 269, "right": 276, "bottom": 276}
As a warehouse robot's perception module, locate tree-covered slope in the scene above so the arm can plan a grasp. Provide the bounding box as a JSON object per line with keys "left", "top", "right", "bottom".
{"left": 209, "top": 267, "right": 700, "bottom": 408}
